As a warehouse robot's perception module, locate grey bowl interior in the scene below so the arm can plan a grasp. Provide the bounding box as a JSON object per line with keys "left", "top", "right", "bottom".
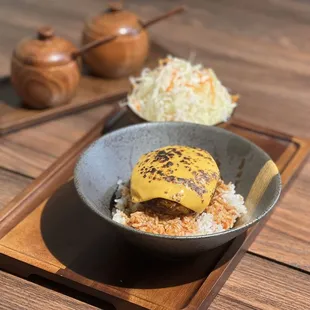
{"left": 74, "top": 122, "right": 281, "bottom": 256}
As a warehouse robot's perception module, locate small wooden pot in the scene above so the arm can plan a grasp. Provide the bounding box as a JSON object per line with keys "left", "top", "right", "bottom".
{"left": 82, "top": 3, "right": 149, "bottom": 79}
{"left": 11, "top": 27, "right": 80, "bottom": 109}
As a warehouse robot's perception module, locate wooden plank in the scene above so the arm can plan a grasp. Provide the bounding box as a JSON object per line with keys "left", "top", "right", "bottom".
{"left": 0, "top": 111, "right": 307, "bottom": 310}
{"left": 127, "top": 1, "right": 310, "bottom": 138}
{"left": 1, "top": 252, "right": 309, "bottom": 310}
{"left": 0, "top": 104, "right": 115, "bottom": 177}
{"left": 2, "top": 253, "right": 309, "bottom": 310}
{"left": 0, "top": 0, "right": 310, "bottom": 309}
{"left": 0, "top": 43, "right": 164, "bottom": 135}
{"left": 210, "top": 253, "right": 310, "bottom": 310}
{"left": 150, "top": 35, "right": 310, "bottom": 139}
{"left": 1, "top": 0, "right": 310, "bottom": 172}
{"left": 0, "top": 270, "right": 103, "bottom": 310}
{"left": 0, "top": 106, "right": 118, "bottom": 236}
{"left": 0, "top": 168, "right": 32, "bottom": 210}
{"left": 1, "top": 0, "right": 310, "bottom": 166}
{"left": 250, "top": 157, "right": 310, "bottom": 272}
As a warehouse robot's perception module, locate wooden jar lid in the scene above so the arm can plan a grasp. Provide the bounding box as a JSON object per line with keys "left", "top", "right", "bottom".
{"left": 83, "top": 2, "right": 142, "bottom": 38}
{"left": 13, "top": 26, "right": 77, "bottom": 67}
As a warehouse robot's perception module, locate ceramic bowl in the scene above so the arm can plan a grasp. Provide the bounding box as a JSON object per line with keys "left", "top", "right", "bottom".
{"left": 126, "top": 103, "right": 235, "bottom": 127}
{"left": 74, "top": 122, "right": 281, "bottom": 257}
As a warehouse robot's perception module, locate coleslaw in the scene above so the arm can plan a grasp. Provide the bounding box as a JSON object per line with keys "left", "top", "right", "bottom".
{"left": 127, "top": 55, "right": 238, "bottom": 125}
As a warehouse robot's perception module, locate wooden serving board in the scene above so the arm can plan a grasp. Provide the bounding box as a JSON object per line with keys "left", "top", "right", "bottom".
{"left": 0, "top": 43, "right": 166, "bottom": 136}
{"left": 0, "top": 109, "right": 309, "bottom": 310}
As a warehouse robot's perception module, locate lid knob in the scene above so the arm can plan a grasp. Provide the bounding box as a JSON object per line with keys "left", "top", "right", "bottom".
{"left": 107, "top": 1, "right": 123, "bottom": 12}
{"left": 37, "top": 26, "right": 54, "bottom": 40}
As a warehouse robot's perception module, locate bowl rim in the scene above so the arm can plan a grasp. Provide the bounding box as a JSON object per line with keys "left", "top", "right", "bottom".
{"left": 74, "top": 121, "right": 282, "bottom": 240}
{"left": 126, "top": 102, "right": 234, "bottom": 127}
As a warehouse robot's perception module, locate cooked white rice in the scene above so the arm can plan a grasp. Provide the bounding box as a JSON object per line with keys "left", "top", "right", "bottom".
{"left": 112, "top": 180, "right": 246, "bottom": 236}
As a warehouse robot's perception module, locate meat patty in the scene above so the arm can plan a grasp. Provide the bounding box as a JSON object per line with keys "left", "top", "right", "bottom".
{"left": 142, "top": 198, "right": 193, "bottom": 216}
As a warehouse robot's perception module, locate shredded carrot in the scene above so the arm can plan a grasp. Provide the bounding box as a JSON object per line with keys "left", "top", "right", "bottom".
{"left": 199, "top": 75, "right": 210, "bottom": 84}
{"left": 133, "top": 99, "right": 141, "bottom": 111}
{"left": 231, "top": 94, "right": 240, "bottom": 103}
{"left": 185, "top": 83, "right": 195, "bottom": 88}
{"left": 210, "top": 80, "right": 215, "bottom": 104}
{"left": 159, "top": 57, "right": 170, "bottom": 66}
{"left": 127, "top": 55, "right": 237, "bottom": 126}
{"left": 166, "top": 70, "right": 177, "bottom": 92}
{"left": 207, "top": 70, "right": 215, "bottom": 104}
{"left": 135, "top": 104, "right": 141, "bottom": 112}
{"left": 166, "top": 83, "right": 174, "bottom": 92}
{"left": 166, "top": 114, "right": 175, "bottom": 121}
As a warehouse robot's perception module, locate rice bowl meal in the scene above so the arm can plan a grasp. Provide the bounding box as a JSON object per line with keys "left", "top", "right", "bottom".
{"left": 112, "top": 145, "right": 247, "bottom": 236}
{"left": 127, "top": 56, "right": 238, "bottom": 126}
{"left": 74, "top": 121, "right": 281, "bottom": 256}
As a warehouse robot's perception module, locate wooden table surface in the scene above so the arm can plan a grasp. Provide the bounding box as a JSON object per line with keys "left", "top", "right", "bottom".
{"left": 1, "top": 0, "right": 310, "bottom": 309}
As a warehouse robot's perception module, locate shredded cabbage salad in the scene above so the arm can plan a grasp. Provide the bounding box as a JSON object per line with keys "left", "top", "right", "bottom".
{"left": 127, "top": 55, "right": 238, "bottom": 126}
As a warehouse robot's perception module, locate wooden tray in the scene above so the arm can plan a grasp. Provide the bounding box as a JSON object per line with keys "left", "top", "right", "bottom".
{"left": 0, "top": 43, "right": 166, "bottom": 136}
{"left": 0, "top": 110, "right": 309, "bottom": 310}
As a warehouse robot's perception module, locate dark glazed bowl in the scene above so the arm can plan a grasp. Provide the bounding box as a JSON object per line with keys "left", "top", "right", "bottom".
{"left": 74, "top": 122, "right": 281, "bottom": 257}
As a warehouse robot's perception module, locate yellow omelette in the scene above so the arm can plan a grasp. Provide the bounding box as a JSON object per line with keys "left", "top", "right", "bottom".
{"left": 130, "top": 145, "right": 220, "bottom": 213}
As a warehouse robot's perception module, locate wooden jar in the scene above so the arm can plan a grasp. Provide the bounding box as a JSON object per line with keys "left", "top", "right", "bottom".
{"left": 82, "top": 3, "right": 149, "bottom": 78}
{"left": 11, "top": 27, "right": 80, "bottom": 109}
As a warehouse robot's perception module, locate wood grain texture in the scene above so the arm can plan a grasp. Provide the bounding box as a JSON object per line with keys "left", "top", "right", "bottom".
{"left": 0, "top": 168, "right": 32, "bottom": 211}
{"left": 1, "top": 43, "right": 164, "bottom": 135}
{"left": 2, "top": 254, "right": 308, "bottom": 310}
{"left": 0, "top": 104, "right": 118, "bottom": 237}
{"left": 0, "top": 104, "right": 116, "bottom": 177}
{"left": 11, "top": 57, "right": 80, "bottom": 110}
{"left": 0, "top": 0, "right": 310, "bottom": 309}
{"left": 0, "top": 0, "right": 310, "bottom": 169}
{"left": 0, "top": 270, "right": 101, "bottom": 310}
{"left": 250, "top": 158, "right": 310, "bottom": 272}
{"left": 210, "top": 253, "right": 310, "bottom": 310}
{"left": 0, "top": 0, "right": 310, "bottom": 137}
{"left": 81, "top": 2, "right": 149, "bottom": 78}
{"left": 0, "top": 113, "right": 307, "bottom": 310}
{"left": 10, "top": 26, "right": 80, "bottom": 109}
